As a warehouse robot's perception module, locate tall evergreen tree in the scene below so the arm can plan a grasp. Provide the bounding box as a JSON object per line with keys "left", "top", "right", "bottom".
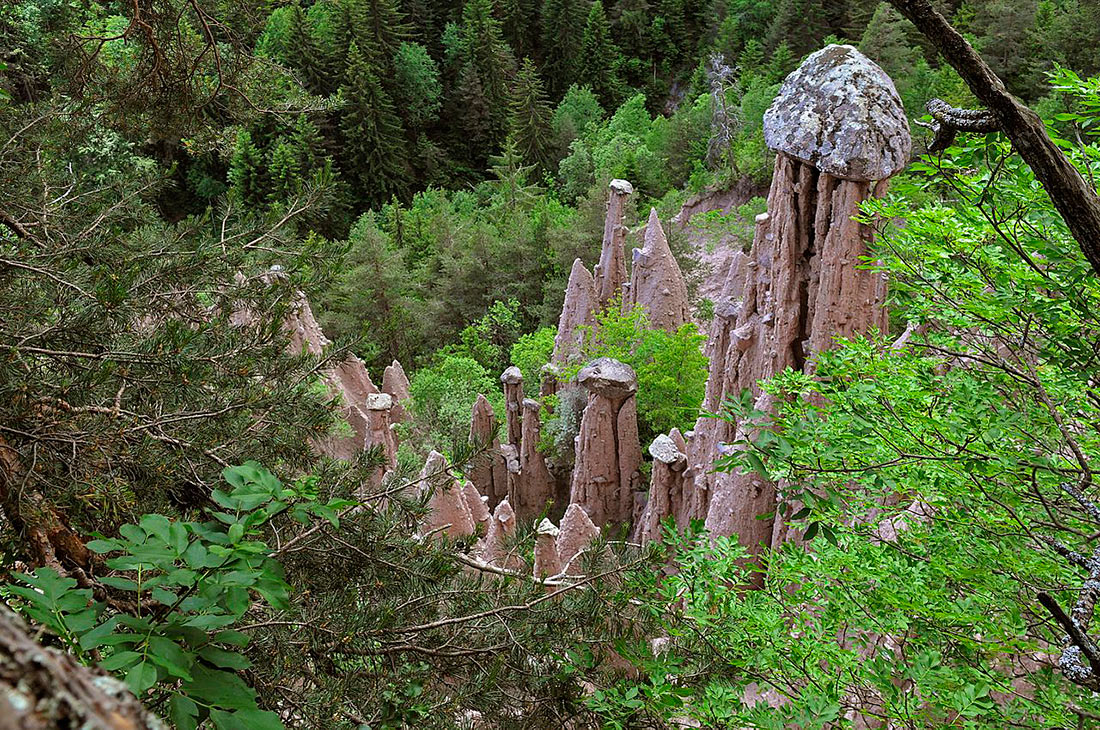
{"left": 500, "top": 0, "right": 538, "bottom": 60}
{"left": 539, "top": 0, "right": 587, "bottom": 98}
{"left": 578, "top": 0, "right": 625, "bottom": 109}
{"left": 452, "top": 62, "right": 496, "bottom": 170}
{"left": 765, "top": 0, "right": 828, "bottom": 56}
{"left": 227, "top": 129, "right": 266, "bottom": 209}
{"left": 650, "top": 0, "right": 690, "bottom": 69}
{"left": 357, "top": 0, "right": 414, "bottom": 68}
{"left": 458, "top": 0, "right": 515, "bottom": 150}
{"left": 267, "top": 138, "right": 303, "bottom": 202}
{"left": 859, "top": 4, "right": 922, "bottom": 109}
{"left": 393, "top": 41, "right": 443, "bottom": 132}
{"left": 329, "top": 0, "right": 359, "bottom": 82}
{"left": 287, "top": 3, "right": 333, "bottom": 94}
{"left": 507, "top": 58, "right": 554, "bottom": 176}
{"left": 339, "top": 43, "right": 409, "bottom": 206}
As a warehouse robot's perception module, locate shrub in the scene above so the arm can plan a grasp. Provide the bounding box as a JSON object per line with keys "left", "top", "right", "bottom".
{"left": 510, "top": 326, "right": 557, "bottom": 386}
{"left": 564, "top": 301, "right": 708, "bottom": 444}
{"left": 4, "top": 463, "right": 351, "bottom": 730}
{"left": 408, "top": 354, "right": 505, "bottom": 453}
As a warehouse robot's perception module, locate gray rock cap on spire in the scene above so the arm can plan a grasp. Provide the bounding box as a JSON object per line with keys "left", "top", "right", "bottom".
{"left": 763, "top": 44, "right": 911, "bottom": 181}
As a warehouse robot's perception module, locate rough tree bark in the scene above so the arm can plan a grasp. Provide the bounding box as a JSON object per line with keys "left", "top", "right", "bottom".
{"left": 0, "top": 436, "right": 91, "bottom": 573}
{"left": 884, "top": 0, "right": 1100, "bottom": 277}
{"left": 0, "top": 604, "right": 163, "bottom": 729}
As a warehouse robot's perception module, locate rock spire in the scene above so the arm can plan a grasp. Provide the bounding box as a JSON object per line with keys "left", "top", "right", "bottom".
{"left": 468, "top": 394, "right": 509, "bottom": 510}
{"left": 552, "top": 259, "right": 598, "bottom": 366}
{"left": 595, "top": 179, "right": 634, "bottom": 306}
{"left": 681, "top": 45, "right": 909, "bottom": 570}
{"left": 568, "top": 358, "right": 643, "bottom": 527}
{"left": 624, "top": 209, "right": 690, "bottom": 331}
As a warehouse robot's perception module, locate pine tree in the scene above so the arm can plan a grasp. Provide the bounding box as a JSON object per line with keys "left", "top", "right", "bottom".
{"left": 578, "top": 0, "right": 625, "bottom": 109}
{"left": 227, "top": 128, "right": 266, "bottom": 209}
{"left": 765, "top": 0, "right": 828, "bottom": 57}
{"left": 358, "top": 0, "right": 414, "bottom": 68}
{"left": 339, "top": 43, "right": 409, "bottom": 206}
{"left": 393, "top": 41, "right": 443, "bottom": 132}
{"left": 859, "top": 4, "right": 922, "bottom": 110}
{"left": 459, "top": 0, "right": 515, "bottom": 150}
{"left": 453, "top": 62, "right": 495, "bottom": 168}
{"left": 287, "top": 3, "right": 332, "bottom": 94}
{"left": 500, "top": 0, "right": 538, "bottom": 60}
{"left": 329, "top": 0, "right": 359, "bottom": 82}
{"left": 652, "top": 0, "right": 690, "bottom": 66}
{"left": 738, "top": 37, "right": 766, "bottom": 78}
{"left": 291, "top": 114, "right": 328, "bottom": 171}
{"left": 507, "top": 58, "right": 554, "bottom": 176}
{"left": 267, "top": 138, "right": 304, "bottom": 202}
{"left": 486, "top": 139, "right": 542, "bottom": 212}
{"left": 539, "top": 0, "right": 587, "bottom": 98}
{"left": 766, "top": 41, "right": 795, "bottom": 84}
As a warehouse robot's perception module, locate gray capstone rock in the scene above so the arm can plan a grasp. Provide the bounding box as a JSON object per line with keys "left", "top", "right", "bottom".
{"left": 763, "top": 44, "right": 911, "bottom": 181}
{"left": 577, "top": 357, "right": 638, "bottom": 400}
{"left": 649, "top": 434, "right": 687, "bottom": 465}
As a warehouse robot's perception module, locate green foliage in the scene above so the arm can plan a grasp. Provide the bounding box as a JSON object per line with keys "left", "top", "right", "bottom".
{"left": 584, "top": 85, "right": 1100, "bottom": 730}
{"left": 340, "top": 42, "right": 409, "bottom": 206}
{"left": 577, "top": 1, "right": 624, "bottom": 110}
{"left": 392, "top": 41, "right": 442, "bottom": 131}
{"left": 551, "top": 84, "right": 603, "bottom": 159}
{"left": 510, "top": 326, "right": 556, "bottom": 385}
{"left": 408, "top": 354, "right": 505, "bottom": 453}
{"left": 450, "top": 298, "right": 525, "bottom": 373}
{"left": 456, "top": 0, "right": 514, "bottom": 154}
{"left": 228, "top": 129, "right": 267, "bottom": 209}
{"left": 507, "top": 57, "right": 554, "bottom": 175}
{"left": 5, "top": 464, "right": 350, "bottom": 730}
{"left": 566, "top": 300, "right": 708, "bottom": 443}
{"left": 538, "top": 0, "right": 586, "bottom": 97}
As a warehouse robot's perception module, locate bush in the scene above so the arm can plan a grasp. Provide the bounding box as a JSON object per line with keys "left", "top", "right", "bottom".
{"left": 510, "top": 326, "right": 557, "bottom": 386}
{"left": 408, "top": 354, "right": 505, "bottom": 454}
{"left": 565, "top": 300, "right": 708, "bottom": 445}
{"left": 4, "top": 463, "right": 351, "bottom": 730}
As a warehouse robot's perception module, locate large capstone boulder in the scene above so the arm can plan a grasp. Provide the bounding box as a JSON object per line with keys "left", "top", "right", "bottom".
{"left": 576, "top": 358, "right": 638, "bottom": 402}
{"left": 763, "top": 44, "right": 910, "bottom": 181}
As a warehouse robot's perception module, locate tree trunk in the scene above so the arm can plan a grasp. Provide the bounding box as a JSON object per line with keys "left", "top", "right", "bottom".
{"left": 884, "top": 0, "right": 1100, "bottom": 277}
{"left": 0, "top": 436, "right": 91, "bottom": 572}
{"left": 0, "top": 604, "right": 162, "bottom": 729}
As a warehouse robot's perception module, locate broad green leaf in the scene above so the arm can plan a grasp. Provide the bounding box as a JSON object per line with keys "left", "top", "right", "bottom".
{"left": 184, "top": 613, "right": 239, "bottom": 630}
{"left": 210, "top": 708, "right": 284, "bottom": 730}
{"left": 182, "top": 665, "right": 258, "bottom": 710}
{"left": 199, "top": 645, "right": 252, "bottom": 669}
{"left": 169, "top": 694, "right": 200, "bottom": 730}
{"left": 125, "top": 660, "right": 158, "bottom": 696}
{"left": 100, "top": 650, "right": 142, "bottom": 671}
{"left": 99, "top": 576, "right": 140, "bottom": 592}
{"left": 214, "top": 630, "right": 251, "bottom": 648}
{"left": 148, "top": 636, "right": 194, "bottom": 680}
{"left": 79, "top": 616, "right": 123, "bottom": 650}
{"left": 86, "top": 539, "right": 123, "bottom": 554}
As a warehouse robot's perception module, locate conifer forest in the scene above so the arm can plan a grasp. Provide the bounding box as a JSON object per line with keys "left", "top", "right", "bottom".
{"left": 6, "top": 0, "right": 1100, "bottom": 727}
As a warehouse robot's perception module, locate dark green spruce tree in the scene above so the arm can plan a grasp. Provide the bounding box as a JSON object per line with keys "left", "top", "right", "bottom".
{"left": 500, "top": 0, "right": 538, "bottom": 60}
{"left": 765, "top": 0, "right": 828, "bottom": 56}
{"left": 539, "top": 0, "right": 587, "bottom": 98}
{"left": 456, "top": 0, "right": 515, "bottom": 156}
{"left": 339, "top": 42, "right": 409, "bottom": 206}
{"left": 357, "top": 0, "right": 414, "bottom": 70}
{"left": 227, "top": 128, "right": 267, "bottom": 210}
{"left": 287, "top": 3, "right": 333, "bottom": 94}
{"left": 507, "top": 57, "right": 554, "bottom": 176}
{"left": 578, "top": 0, "right": 625, "bottom": 109}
